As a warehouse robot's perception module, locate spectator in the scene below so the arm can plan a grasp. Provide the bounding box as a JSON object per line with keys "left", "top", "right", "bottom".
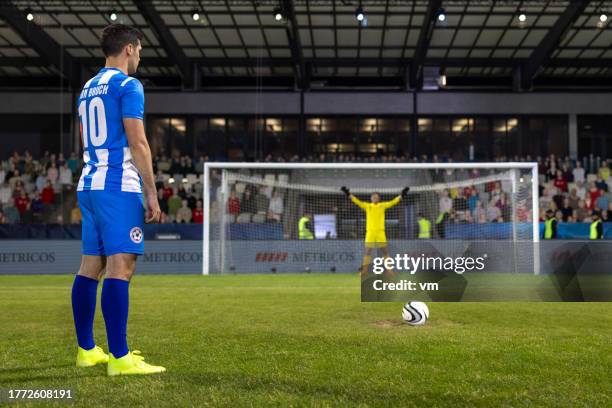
{"left": 241, "top": 189, "right": 256, "bottom": 214}
{"left": 192, "top": 200, "right": 203, "bottom": 224}
{"left": 568, "top": 188, "right": 580, "bottom": 209}
{"left": 35, "top": 171, "right": 47, "bottom": 193}
{"left": 572, "top": 160, "right": 585, "bottom": 183}
{"left": 596, "top": 189, "right": 609, "bottom": 212}
{"left": 0, "top": 181, "right": 11, "bottom": 207}
{"left": 41, "top": 180, "right": 55, "bottom": 205}
{"left": 227, "top": 191, "right": 240, "bottom": 215}
{"left": 176, "top": 200, "right": 192, "bottom": 223}
{"left": 575, "top": 180, "right": 586, "bottom": 200}
{"left": 595, "top": 177, "right": 608, "bottom": 192}
{"left": 553, "top": 170, "right": 567, "bottom": 193}
{"left": 575, "top": 200, "right": 588, "bottom": 222}
{"left": 560, "top": 197, "right": 573, "bottom": 222}
{"left": 59, "top": 162, "right": 73, "bottom": 186}
{"left": 255, "top": 187, "right": 270, "bottom": 214}
{"left": 588, "top": 182, "right": 601, "bottom": 203}
{"left": 268, "top": 190, "right": 284, "bottom": 222}
{"left": 14, "top": 190, "right": 30, "bottom": 215}
{"left": 0, "top": 209, "right": 6, "bottom": 224}
{"left": 47, "top": 162, "right": 59, "bottom": 185}
{"left": 30, "top": 192, "right": 45, "bottom": 223}
{"left": 167, "top": 190, "right": 182, "bottom": 216}
{"left": 0, "top": 166, "right": 5, "bottom": 185}
{"left": 162, "top": 181, "right": 173, "bottom": 200}
{"left": 439, "top": 190, "right": 452, "bottom": 214}
{"left": 486, "top": 199, "right": 501, "bottom": 222}
{"left": 67, "top": 152, "right": 78, "bottom": 173}
{"left": 8, "top": 169, "right": 22, "bottom": 190}
{"left": 3, "top": 200, "right": 19, "bottom": 223}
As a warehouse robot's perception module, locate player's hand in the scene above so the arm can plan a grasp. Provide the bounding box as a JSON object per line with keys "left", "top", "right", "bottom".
{"left": 341, "top": 186, "right": 351, "bottom": 196}
{"left": 401, "top": 186, "right": 410, "bottom": 198}
{"left": 145, "top": 192, "right": 161, "bottom": 224}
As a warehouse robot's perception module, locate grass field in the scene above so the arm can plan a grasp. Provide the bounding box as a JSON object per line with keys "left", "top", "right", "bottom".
{"left": 1, "top": 274, "right": 611, "bottom": 407}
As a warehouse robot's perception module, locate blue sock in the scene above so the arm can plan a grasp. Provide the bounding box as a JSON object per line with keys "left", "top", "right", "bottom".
{"left": 71, "top": 275, "right": 99, "bottom": 350}
{"left": 101, "top": 278, "right": 130, "bottom": 359}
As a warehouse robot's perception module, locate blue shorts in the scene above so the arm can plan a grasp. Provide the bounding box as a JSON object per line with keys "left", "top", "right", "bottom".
{"left": 78, "top": 190, "right": 145, "bottom": 256}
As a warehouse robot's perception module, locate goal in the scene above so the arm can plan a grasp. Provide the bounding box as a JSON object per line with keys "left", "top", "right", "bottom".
{"left": 203, "top": 163, "right": 539, "bottom": 275}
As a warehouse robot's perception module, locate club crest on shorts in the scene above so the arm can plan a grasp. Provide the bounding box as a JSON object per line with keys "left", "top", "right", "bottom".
{"left": 130, "top": 227, "right": 143, "bottom": 244}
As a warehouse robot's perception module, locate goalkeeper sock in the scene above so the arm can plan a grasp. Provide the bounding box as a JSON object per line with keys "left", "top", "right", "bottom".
{"left": 71, "top": 275, "right": 99, "bottom": 351}
{"left": 101, "top": 278, "right": 130, "bottom": 359}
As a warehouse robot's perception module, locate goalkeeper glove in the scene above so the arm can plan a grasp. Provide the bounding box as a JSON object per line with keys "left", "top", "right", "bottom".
{"left": 341, "top": 186, "right": 351, "bottom": 197}
{"left": 401, "top": 187, "right": 410, "bottom": 199}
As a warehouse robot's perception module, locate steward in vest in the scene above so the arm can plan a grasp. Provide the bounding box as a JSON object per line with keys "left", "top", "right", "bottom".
{"left": 417, "top": 213, "right": 432, "bottom": 239}
{"left": 590, "top": 211, "right": 603, "bottom": 240}
{"left": 298, "top": 213, "right": 314, "bottom": 240}
{"left": 543, "top": 209, "right": 557, "bottom": 239}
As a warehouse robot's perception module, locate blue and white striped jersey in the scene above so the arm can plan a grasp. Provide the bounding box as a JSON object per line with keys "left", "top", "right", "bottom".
{"left": 77, "top": 67, "right": 144, "bottom": 193}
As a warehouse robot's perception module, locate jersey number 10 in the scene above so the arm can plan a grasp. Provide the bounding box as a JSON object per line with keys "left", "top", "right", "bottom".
{"left": 78, "top": 97, "right": 107, "bottom": 148}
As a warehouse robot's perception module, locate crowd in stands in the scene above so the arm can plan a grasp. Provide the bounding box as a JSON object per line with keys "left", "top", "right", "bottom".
{"left": 2, "top": 150, "right": 612, "bottom": 226}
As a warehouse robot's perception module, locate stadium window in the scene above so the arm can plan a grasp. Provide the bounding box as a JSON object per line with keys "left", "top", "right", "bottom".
{"left": 227, "top": 118, "right": 251, "bottom": 161}
{"left": 417, "top": 118, "right": 433, "bottom": 157}
{"left": 578, "top": 116, "right": 611, "bottom": 159}
{"left": 149, "top": 117, "right": 189, "bottom": 158}
{"left": 522, "top": 116, "right": 568, "bottom": 158}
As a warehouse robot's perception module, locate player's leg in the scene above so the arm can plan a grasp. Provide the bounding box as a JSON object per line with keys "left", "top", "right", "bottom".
{"left": 94, "top": 190, "right": 164, "bottom": 375}
{"left": 380, "top": 246, "right": 395, "bottom": 277}
{"left": 73, "top": 190, "right": 109, "bottom": 367}
{"left": 359, "top": 246, "right": 374, "bottom": 277}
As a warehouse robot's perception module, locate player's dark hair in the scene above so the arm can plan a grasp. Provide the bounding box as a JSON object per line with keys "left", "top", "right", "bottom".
{"left": 100, "top": 24, "right": 143, "bottom": 57}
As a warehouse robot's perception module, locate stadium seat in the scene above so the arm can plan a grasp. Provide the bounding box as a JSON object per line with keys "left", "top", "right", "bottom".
{"left": 236, "top": 213, "right": 252, "bottom": 223}
{"left": 235, "top": 183, "right": 246, "bottom": 193}
{"left": 252, "top": 213, "right": 266, "bottom": 223}
{"left": 278, "top": 174, "right": 289, "bottom": 184}
{"left": 264, "top": 174, "right": 276, "bottom": 183}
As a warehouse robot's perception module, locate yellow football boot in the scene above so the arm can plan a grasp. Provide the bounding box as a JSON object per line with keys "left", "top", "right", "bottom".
{"left": 76, "top": 345, "right": 109, "bottom": 367}
{"left": 107, "top": 350, "right": 166, "bottom": 376}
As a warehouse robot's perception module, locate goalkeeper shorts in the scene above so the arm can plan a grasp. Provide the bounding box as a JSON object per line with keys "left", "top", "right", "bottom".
{"left": 78, "top": 190, "right": 145, "bottom": 257}
{"left": 365, "top": 230, "right": 387, "bottom": 248}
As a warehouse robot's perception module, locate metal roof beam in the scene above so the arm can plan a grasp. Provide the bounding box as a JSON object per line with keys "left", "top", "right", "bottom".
{"left": 0, "top": 2, "right": 81, "bottom": 89}
{"left": 518, "top": 0, "right": 589, "bottom": 90}
{"left": 135, "top": 1, "right": 193, "bottom": 88}
{"left": 410, "top": 0, "right": 442, "bottom": 89}
{"left": 282, "top": 0, "right": 308, "bottom": 90}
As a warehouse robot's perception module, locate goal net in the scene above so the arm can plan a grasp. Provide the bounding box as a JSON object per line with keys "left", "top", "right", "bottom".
{"left": 203, "top": 163, "right": 539, "bottom": 275}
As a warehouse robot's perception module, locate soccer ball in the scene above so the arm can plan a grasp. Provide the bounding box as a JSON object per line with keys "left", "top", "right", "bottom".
{"left": 402, "top": 301, "right": 429, "bottom": 326}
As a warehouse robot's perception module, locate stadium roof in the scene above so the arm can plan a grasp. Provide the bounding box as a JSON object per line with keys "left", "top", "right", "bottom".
{"left": 0, "top": 0, "right": 610, "bottom": 91}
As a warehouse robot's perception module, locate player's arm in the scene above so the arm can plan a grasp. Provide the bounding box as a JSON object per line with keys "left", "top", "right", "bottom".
{"left": 121, "top": 79, "right": 160, "bottom": 223}
{"left": 342, "top": 186, "right": 367, "bottom": 209}
{"left": 124, "top": 119, "right": 160, "bottom": 223}
{"left": 381, "top": 187, "right": 410, "bottom": 209}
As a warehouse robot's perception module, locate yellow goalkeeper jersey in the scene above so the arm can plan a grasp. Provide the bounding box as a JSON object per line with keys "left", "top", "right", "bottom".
{"left": 350, "top": 195, "right": 401, "bottom": 232}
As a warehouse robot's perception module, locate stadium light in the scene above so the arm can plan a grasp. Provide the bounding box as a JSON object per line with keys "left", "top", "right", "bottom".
{"left": 600, "top": 13, "right": 608, "bottom": 23}
{"left": 436, "top": 8, "right": 446, "bottom": 23}
{"left": 439, "top": 74, "right": 447, "bottom": 87}
{"left": 192, "top": 10, "right": 200, "bottom": 21}
{"left": 273, "top": 7, "right": 283, "bottom": 22}
{"left": 109, "top": 11, "right": 117, "bottom": 21}
{"left": 25, "top": 9, "right": 34, "bottom": 21}
{"left": 355, "top": 7, "right": 365, "bottom": 22}
{"left": 518, "top": 12, "right": 527, "bottom": 23}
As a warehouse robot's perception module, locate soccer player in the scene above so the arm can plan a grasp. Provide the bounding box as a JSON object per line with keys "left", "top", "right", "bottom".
{"left": 71, "top": 24, "right": 165, "bottom": 376}
{"left": 341, "top": 186, "right": 409, "bottom": 276}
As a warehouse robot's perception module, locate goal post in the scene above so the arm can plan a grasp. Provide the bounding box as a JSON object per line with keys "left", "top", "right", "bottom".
{"left": 203, "top": 162, "right": 539, "bottom": 276}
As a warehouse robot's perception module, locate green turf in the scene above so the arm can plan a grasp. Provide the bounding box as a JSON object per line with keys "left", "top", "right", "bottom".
{"left": 0, "top": 274, "right": 611, "bottom": 407}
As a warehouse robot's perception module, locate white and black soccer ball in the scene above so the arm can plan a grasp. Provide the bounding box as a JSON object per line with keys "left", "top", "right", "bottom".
{"left": 402, "top": 301, "right": 429, "bottom": 326}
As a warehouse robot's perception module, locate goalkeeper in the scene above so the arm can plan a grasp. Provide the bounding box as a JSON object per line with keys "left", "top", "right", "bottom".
{"left": 341, "top": 186, "right": 409, "bottom": 276}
